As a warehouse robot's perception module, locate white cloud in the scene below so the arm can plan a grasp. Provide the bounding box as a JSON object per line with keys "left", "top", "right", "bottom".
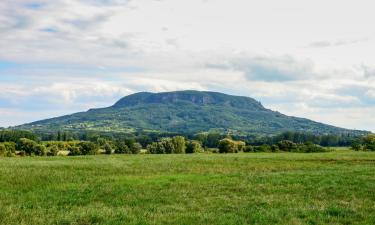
{"left": 0, "top": 0, "right": 375, "bottom": 131}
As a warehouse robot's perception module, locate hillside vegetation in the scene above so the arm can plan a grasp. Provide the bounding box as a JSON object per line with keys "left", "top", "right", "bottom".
{"left": 16, "top": 91, "right": 368, "bottom": 136}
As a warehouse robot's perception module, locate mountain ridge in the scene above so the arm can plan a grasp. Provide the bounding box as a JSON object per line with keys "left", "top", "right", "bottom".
{"left": 16, "top": 90, "right": 368, "bottom": 136}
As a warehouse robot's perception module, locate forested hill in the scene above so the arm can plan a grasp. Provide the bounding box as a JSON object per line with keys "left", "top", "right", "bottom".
{"left": 16, "top": 90, "right": 368, "bottom": 135}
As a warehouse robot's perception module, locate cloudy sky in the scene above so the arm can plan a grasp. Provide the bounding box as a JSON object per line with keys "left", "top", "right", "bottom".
{"left": 1, "top": 0, "right": 374, "bottom": 131}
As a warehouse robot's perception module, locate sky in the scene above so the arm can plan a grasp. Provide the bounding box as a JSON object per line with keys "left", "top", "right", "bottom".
{"left": 0, "top": 0, "right": 374, "bottom": 132}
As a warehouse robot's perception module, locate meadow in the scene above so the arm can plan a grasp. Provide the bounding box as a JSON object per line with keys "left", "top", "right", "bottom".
{"left": 0, "top": 150, "right": 375, "bottom": 225}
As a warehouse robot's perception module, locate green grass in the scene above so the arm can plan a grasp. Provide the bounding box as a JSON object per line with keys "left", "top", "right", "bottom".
{"left": 1, "top": 150, "right": 375, "bottom": 225}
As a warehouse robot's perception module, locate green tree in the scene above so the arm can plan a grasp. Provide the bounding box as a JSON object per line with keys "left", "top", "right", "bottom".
{"left": 115, "top": 142, "right": 130, "bottom": 154}
{"left": 171, "top": 136, "right": 186, "bottom": 153}
{"left": 77, "top": 142, "right": 98, "bottom": 155}
{"left": 17, "top": 138, "right": 39, "bottom": 155}
{"left": 218, "top": 138, "right": 238, "bottom": 153}
{"left": 130, "top": 142, "right": 142, "bottom": 154}
{"left": 186, "top": 140, "right": 203, "bottom": 153}
{"left": 363, "top": 134, "right": 375, "bottom": 151}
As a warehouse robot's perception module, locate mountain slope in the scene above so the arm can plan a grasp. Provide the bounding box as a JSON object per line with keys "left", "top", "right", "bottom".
{"left": 16, "top": 90, "right": 366, "bottom": 135}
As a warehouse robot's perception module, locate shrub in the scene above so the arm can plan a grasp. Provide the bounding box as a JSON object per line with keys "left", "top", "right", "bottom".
{"left": 147, "top": 136, "right": 186, "bottom": 154}
{"left": 68, "top": 145, "right": 81, "bottom": 156}
{"left": 0, "top": 144, "right": 6, "bottom": 156}
{"left": 104, "top": 143, "right": 113, "bottom": 155}
{"left": 77, "top": 142, "right": 98, "bottom": 155}
{"left": 363, "top": 134, "right": 375, "bottom": 151}
{"left": 218, "top": 138, "right": 238, "bottom": 153}
{"left": 130, "top": 142, "right": 142, "bottom": 154}
{"left": 115, "top": 142, "right": 130, "bottom": 154}
{"left": 47, "top": 145, "right": 59, "bottom": 156}
{"left": 147, "top": 142, "right": 164, "bottom": 154}
{"left": 17, "top": 138, "right": 41, "bottom": 156}
{"left": 254, "top": 144, "right": 272, "bottom": 152}
{"left": 277, "top": 140, "right": 298, "bottom": 152}
{"left": 271, "top": 144, "right": 280, "bottom": 152}
{"left": 300, "top": 142, "right": 327, "bottom": 153}
{"left": 186, "top": 140, "right": 204, "bottom": 153}
{"left": 34, "top": 144, "right": 47, "bottom": 156}
{"left": 171, "top": 136, "right": 186, "bottom": 154}
{"left": 243, "top": 145, "right": 254, "bottom": 153}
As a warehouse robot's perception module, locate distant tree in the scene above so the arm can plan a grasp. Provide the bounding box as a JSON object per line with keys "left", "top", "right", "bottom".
{"left": 186, "top": 140, "right": 203, "bottom": 153}
{"left": 77, "top": 142, "right": 98, "bottom": 155}
{"left": 218, "top": 138, "right": 238, "bottom": 153}
{"left": 17, "top": 138, "right": 39, "bottom": 155}
{"left": 243, "top": 145, "right": 254, "bottom": 153}
{"left": 277, "top": 140, "right": 298, "bottom": 152}
{"left": 130, "top": 142, "right": 142, "bottom": 154}
{"left": 351, "top": 140, "right": 362, "bottom": 151}
{"left": 48, "top": 145, "right": 59, "bottom": 156}
{"left": 171, "top": 136, "right": 186, "bottom": 153}
{"left": 363, "top": 134, "right": 375, "bottom": 151}
{"left": 34, "top": 144, "right": 47, "bottom": 156}
{"left": 115, "top": 142, "right": 130, "bottom": 154}
{"left": 104, "top": 143, "right": 113, "bottom": 155}
{"left": 68, "top": 145, "right": 81, "bottom": 156}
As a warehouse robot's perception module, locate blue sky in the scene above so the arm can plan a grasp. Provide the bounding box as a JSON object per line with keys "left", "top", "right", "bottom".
{"left": 0, "top": 0, "right": 374, "bottom": 132}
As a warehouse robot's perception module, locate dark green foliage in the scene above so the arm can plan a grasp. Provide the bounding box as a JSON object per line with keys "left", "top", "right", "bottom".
{"left": 363, "top": 134, "right": 375, "bottom": 151}
{"left": 246, "top": 141, "right": 329, "bottom": 153}
{"left": 243, "top": 145, "right": 254, "bottom": 152}
{"left": 254, "top": 144, "right": 272, "bottom": 152}
{"left": 16, "top": 138, "right": 46, "bottom": 156}
{"left": 115, "top": 142, "right": 130, "bottom": 154}
{"left": 68, "top": 145, "right": 81, "bottom": 156}
{"left": 77, "top": 142, "right": 98, "bottom": 155}
{"left": 16, "top": 91, "right": 367, "bottom": 136}
{"left": 250, "top": 131, "right": 364, "bottom": 147}
{"left": 17, "top": 138, "right": 38, "bottom": 156}
{"left": 299, "top": 142, "right": 328, "bottom": 153}
{"left": 104, "top": 143, "right": 113, "bottom": 154}
{"left": 47, "top": 145, "right": 59, "bottom": 156}
{"left": 185, "top": 140, "right": 203, "bottom": 153}
{"left": 277, "top": 140, "right": 299, "bottom": 152}
{"left": 34, "top": 144, "right": 47, "bottom": 156}
{"left": 0, "top": 130, "right": 38, "bottom": 142}
{"left": 130, "top": 142, "right": 142, "bottom": 154}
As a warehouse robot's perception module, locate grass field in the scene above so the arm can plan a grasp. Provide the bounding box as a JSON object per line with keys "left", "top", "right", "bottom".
{"left": 1, "top": 150, "right": 375, "bottom": 225}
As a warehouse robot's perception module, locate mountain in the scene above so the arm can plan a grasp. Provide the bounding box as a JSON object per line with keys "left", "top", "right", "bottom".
{"left": 16, "top": 90, "right": 367, "bottom": 135}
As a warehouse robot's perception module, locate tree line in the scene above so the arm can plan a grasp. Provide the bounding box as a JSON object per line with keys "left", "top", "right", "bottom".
{"left": 0, "top": 130, "right": 373, "bottom": 157}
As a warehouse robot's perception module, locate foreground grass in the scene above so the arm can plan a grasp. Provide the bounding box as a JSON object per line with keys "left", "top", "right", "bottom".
{"left": 0, "top": 151, "right": 375, "bottom": 225}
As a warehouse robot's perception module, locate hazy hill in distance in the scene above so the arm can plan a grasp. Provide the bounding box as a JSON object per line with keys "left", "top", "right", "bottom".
{"left": 16, "top": 90, "right": 368, "bottom": 135}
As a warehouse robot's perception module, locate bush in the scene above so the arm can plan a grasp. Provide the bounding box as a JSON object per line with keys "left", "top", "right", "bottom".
{"left": 115, "top": 142, "right": 130, "bottom": 154}
{"left": 77, "top": 142, "right": 98, "bottom": 155}
{"left": 104, "top": 143, "right": 113, "bottom": 155}
{"left": 68, "top": 145, "right": 81, "bottom": 156}
{"left": 218, "top": 138, "right": 238, "bottom": 153}
{"left": 363, "top": 134, "right": 375, "bottom": 151}
{"left": 47, "top": 145, "right": 59, "bottom": 156}
{"left": 17, "top": 138, "right": 46, "bottom": 156}
{"left": 171, "top": 136, "right": 186, "bottom": 153}
{"left": 277, "top": 140, "right": 298, "bottom": 152}
{"left": 0, "top": 144, "right": 6, "bottom": 156}
{"left": 186, "top": 140, "right": 204, "bottom": 153}
{"left": 34, "top": 144, "right": 47, "bottom": 156}
{"left": 130, "top": 142, "right": 142, "bottom": 154}
{"left": 243, "top": 145, "right": 254, "bottom": 153}
{"left": 254, "top": 144, "right": 272, "bottom": 152}
{"left": 147, "top": 136, "right": 186, "bottom": 154}
{"left": 300, "top": 142, "right": 327, "bottom": 153}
